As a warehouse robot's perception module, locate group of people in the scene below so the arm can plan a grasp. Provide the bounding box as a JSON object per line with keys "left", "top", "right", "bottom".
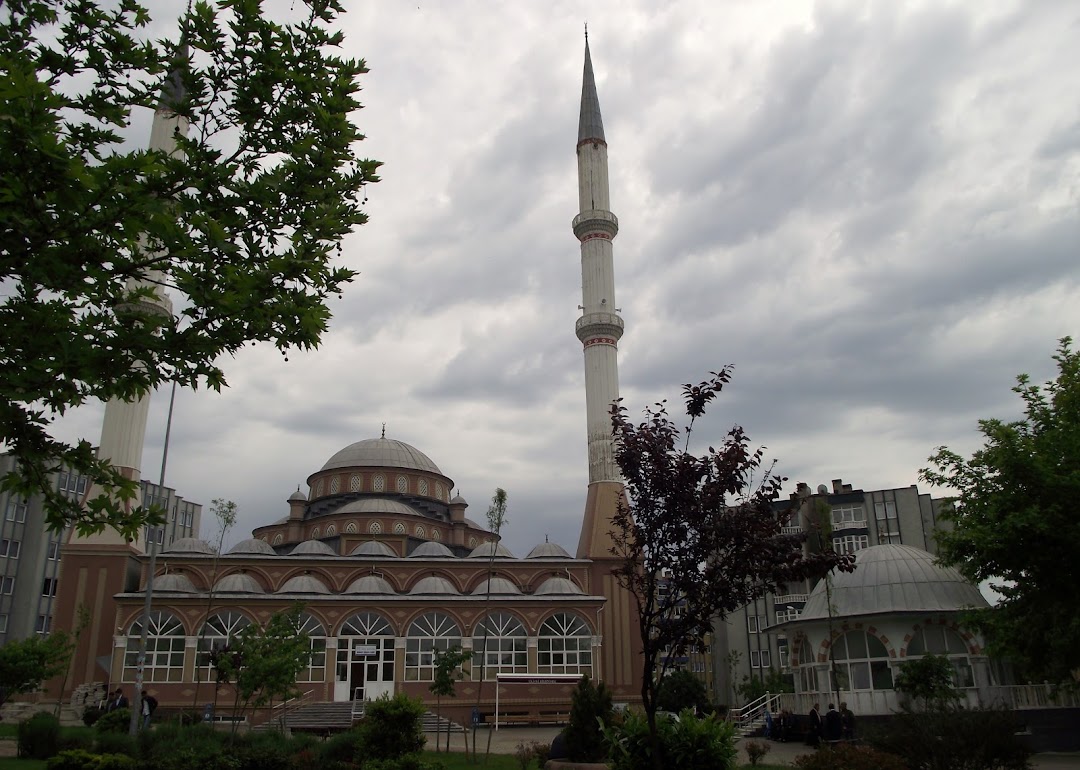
{"left": 762, "top": 708, "right": 797, "bottom": 742}
{"left": 807, "top": 702, "right": 855, "bottom": 745}
{"left": 101, "top": 688, "right": 159, "bottom": 727}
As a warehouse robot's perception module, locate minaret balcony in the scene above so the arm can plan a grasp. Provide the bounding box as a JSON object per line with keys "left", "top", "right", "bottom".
{"left": 576, "top": 312, "right": 624, "bottom": 343}
{"left": 573, "top": 210, "right": 619, "bottom": 240}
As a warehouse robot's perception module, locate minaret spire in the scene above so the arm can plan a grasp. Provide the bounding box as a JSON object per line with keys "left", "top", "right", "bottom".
{"left": 572, "top": 35, "right": 623, "bottom": 486}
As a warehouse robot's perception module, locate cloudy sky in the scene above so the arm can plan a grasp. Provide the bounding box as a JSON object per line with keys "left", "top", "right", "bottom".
{"left": 55, "top": 0, "right": 1080, "bottom": 555}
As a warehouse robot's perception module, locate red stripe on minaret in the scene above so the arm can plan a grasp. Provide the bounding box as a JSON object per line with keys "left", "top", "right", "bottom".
{"left": 579, "top": 232, "right": 612, "bottom": 243}
{"left": 583, "top": 338, "right": 617, "bottom": 348}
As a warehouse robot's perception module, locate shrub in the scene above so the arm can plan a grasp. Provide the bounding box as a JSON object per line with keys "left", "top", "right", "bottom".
{"left": 794, "top": 743, "right": 907, "bottom": 770}
{"left": 82, "top": 706, "right": 104, "bottom": 727}
{"left": 319, "top": 728, "right": 364, "bottom": 765}
{"left": 657, "top": 670, "right": 710, "bottom": 714}
{"left": 514, "top": 740, "right": 549, "bottom": 770}
{"left": 18, "top": 710, "right": 61, "bottom": 759}
{"left": 93, "top": 730, "right": 137, "bottom": 758}
{"left": 58, "top": 727, "right": 95, "bottom": 752}
{"left": 46, "top": 749, "right": 137, "bottom": 770}
{"left": 564, "top": 674, "right": 614, "bottom": 762}
{"left": 603, "top": 708, "right": 736, "bottom": 770}
{"left": 354, "top": 693, "right": 426, "bottom": 760}
{"left": 93, "top": 707, "right": 131, "bottom": 734}
{"left": 744, "top": 739, "right": 771, "bottom": 766}
{"left": 870, "top": 705, "right": 1032, "bottom": 770}
{"left": 136, "top": 722, "right": 233, "bottom": 770}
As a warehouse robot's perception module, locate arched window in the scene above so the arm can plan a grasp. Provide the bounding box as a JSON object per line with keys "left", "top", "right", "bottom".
{"left": 373, "top": 474, "right": 385, "bottom": 492}
{"left": 325, "top": 524, "right": 337, "bottom": 537}
{"left": 345, "top": 521, "right": 358, "bottom": 534}
{"left": 314, "top": 480, "right": 324, "bottom": 497}
{"left": 341, "top": 612, "right": 394, "bottom": 637}
{"left": 538, "top": 613, "right": 592, "bottom": 675}
{"left": 405, "top": 612, "right": 461, "bottom": 681}
{"left": 829, "top": 631, "right": 893, "bottom": 691}
{"left": 310, "top": 526, "right": 320, "bottom": 539}
{"left": 198, "top": 612, "right": 252, "bottom": 679}
{"left": 124, "top": 611, "right": 185, "bottom": 682}
{"left": 297, "top": 613, "right": 327, "bottom": 683}
{"left": 329, "top": 476, "right": 340, "bottom": 494}
{"left": 436, "top": 482, "right": 445, "bottom": 501}
{"left": 272, "top": 533, "right": 283, "bottom": 545}
{"left": 472, "top": 612, "right": 527, "bottom": 680}
{"left": 432, "top": 529, "right": 442, "bottom": 542}
{"left": 415, "top": 525, "right": 426, "bottom": 538}
{"left": 394, "top": 522, "right": 407, "bottom": 535}
{"left": 396, "top": 475, "right": 408, "bottom": 493}
{"left": 369, "top": 521, "right": 383, "bottom": 535}
{"left": 796, "top": 637, "right": 817, "bottom": 692}
{"left": 418, "top": 479, "right": 429, "bottom": 496}
{"left": 908, "top": 626, "right": 974, "bottom": 687}
{"left": 350, "top": 474, "right": 362, "bottom": 492}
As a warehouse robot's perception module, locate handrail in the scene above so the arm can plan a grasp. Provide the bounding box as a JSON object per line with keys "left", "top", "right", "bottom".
{"left": 728, "top": 692, "right": 781, "bottom": 734}
{"left": 272, "top": 688, "right": 314, "bottom": 730}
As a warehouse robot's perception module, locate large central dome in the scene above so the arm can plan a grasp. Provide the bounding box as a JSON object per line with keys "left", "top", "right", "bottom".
{"left": 320, "top": 438, "right": 442, "bottom": 474}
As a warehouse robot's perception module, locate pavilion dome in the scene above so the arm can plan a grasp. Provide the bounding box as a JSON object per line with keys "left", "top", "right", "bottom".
{"left": 526, "top": 541, "right": 572, "bottom": 559}
{"left": 345, "top": 575, "right": 396, "bottom": 594}
{"left": 290, "top": 540, "right": 337, "bottom": 556}
{"left": 800, "top": 544, "right": 989, "bottom": 620}
{"left": 470, "top": 577, "right": 522, "bottom": 595}
{"left": 534, "top": 576, "right": 584, "bottom": 596}
{"left": 335, "top": 499, "right": 421, "bottom": 517}
{"left": 163, "top": 538, "right": 214, "bottom": 555}
{"left": 278, "top": 574, "right": 331, "bottom": 594}
{"left": 150, "top": 573, "right": 197, "bottom": 592}
{"left": 213, "top": 573, "right": 265, "bottom": 593}
{"left": 228, "top": 538, "right": 276, "bottom": 555}
{"left": 409, "top": 541, "right": 455, "bottom": 558}
{"left": 350, "top": 541, "right": 397, "bottom": 557}
{"left": 321, "top": 437, "right": 441, "bottom": 474}
{"left": 409, "top": 576, "right": 460, "bottom": 595}
{"left": 467, "top": 542, "right": 515, "bottom": 559}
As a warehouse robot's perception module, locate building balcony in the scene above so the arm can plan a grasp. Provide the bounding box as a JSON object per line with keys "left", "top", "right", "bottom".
{"left": 774, "top": 594, "right": 808, "bottom": 605}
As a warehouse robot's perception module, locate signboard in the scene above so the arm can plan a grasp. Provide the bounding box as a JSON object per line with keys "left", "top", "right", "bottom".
{"left": 353, "top": 644, "right": 378, "bottom": 657}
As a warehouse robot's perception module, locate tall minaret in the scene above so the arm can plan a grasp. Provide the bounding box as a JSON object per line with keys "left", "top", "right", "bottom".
{"left": 574, "top": 33, "right": 623, "bottom": 486}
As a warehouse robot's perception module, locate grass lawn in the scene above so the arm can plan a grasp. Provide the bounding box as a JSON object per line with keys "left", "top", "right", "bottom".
{"left": 0, "top": 760, "right": 47, "bottom": 770}
{"left": 420, "top": 750, "right": 522, "bottom": 769}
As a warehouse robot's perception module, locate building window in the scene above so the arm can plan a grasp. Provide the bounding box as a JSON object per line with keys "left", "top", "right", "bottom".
{"left": 829, "top": 631, "right": 894, "bottom": 691}
{"left": 907, "top": 626, "right": 974, "bottom": 687}
{"left": 747, "top": 615, "right": 768, "bottom": 633}
{"left": 180, "top": 506, "right": 194, "bottom": 529}
{"left": 47, "top": 541, "right": 60, "bottom": 560}
{"left": 761, "top": 649, "right": 771, "bottom": 668}
{"left": 272, "top": 533, "right": 284, "bottom": 545}
{"left": 373, "top": 475, "right": 385, "bottom": 493}
{"left": 472, "top": 612, "right": 527, "bottom": 680}
{"left": 0, "top": 615, "right": 7, "bottom": 633}
{"left": 6, "top": 498, "right": 28, "bottom": 522}
{"left": 405, "top": 612, "right": 462, "bottom": 681}
{"left": 393, "top": 522, "right": 406, "bottom": 535}
{"left": 1, "top": 577, "right": 14, "bottom": 594}
{"left": 396, "top": 475, "right": 408, "bottom": 494}
{"left": 431, "top": 529, "right": 442, "bottom": 542}
{"left": 370, "top": 521, "right": 384, "bottom": 535}
{"left": 345, "top": 521, "right": 358, "bottom": 534}
{"left": 325, "top": 524, "right": 337, "bottom": 537}
{"left": 834, "top": 534, "right": 869, "bottom": 554}
{"left": 35, "top": 615, "right": 51, "bottom": 634}
{"left": 0, "top": 539, "right": 20, "bottom": 559}
{"left": 296, "top": 613, "right": 327, "bottom": 683}
{"left": 538, "top": 613, "right": 593, "bottom": 676}
{"left": 831, "top": 505, "right": 865, "bottom": 529}
{"left": 415, "top": 525, "right": 426, "bottom": 538}
{"left": 198, "top": 612, "right": 252, "bottom": 679}
{"left": 776, "top": 608, "right": 801, "bottom": 624}
{"left": 42, "top": 577, "right": 57, "bottom": 597}
{"left": 329, "top": 476, "right": 340, "bottom": 494}
{"left": 57, "top": 472, "right": 87, "bottom": 495}
{"left": 314, "top": 480, "right": 324, "bottom": 497}
{"left": 341, "top": 611, "right": 394, "bottom": 637}
{"left": 350, "top": 474, "right": 362, "bottom": 492}
{"left": 435, "top": 482, "right": 445, "bottom": 501}
{"left": 418, "top": 479, "right": 429, "bottom": 496}
{"left": 310, "top": 527, "right": 320, "bottom": 539}
{"left": 778, "top": 646, "right": 789, "bottom": 670}
{"left": 124, "top": 611, "right": 185, "bottom": 682}
{"left": 750, "top": 650, "right": 760, "bottom": 668}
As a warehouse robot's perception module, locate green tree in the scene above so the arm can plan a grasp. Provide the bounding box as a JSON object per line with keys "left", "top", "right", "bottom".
{"left": 474, "top": 486, "right": 507, "bottom": 761}
{"left": 610, "top": 369, "right": 852, "bottom": 769}
{"left": 192, "top": 498, "right": 238, "bottom": 712}
{"left": 0, "top": 631, "right": 74, "bottom": 709}
{"left": 428, "top": 646, "right": 468, "bottom": 753}
{"left": 0, "top": 0, "right": 380, "bottom": 539}
{"left": 921, "top": 338, "right": 1080, "bottom": 687}
{"left": 894, "top": 654, "right": 961, "bottom": 712}
{"left": 564, "top": 675, "right": 613, "bottom": 763}
{"left": 656, "top": 669, "right": 708, "bottom": 714}
{"left": 209, "top": 605, "right": 313, "bottom": 732}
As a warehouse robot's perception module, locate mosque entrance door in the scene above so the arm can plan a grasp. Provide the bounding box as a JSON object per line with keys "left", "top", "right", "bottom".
{"left": 335, "top": 637, "right": 395, "bottom": 702}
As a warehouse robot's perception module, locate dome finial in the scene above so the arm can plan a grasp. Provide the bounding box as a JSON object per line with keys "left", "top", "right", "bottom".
{"left": 381, "top": 422, "right": 386, "bottom": 439}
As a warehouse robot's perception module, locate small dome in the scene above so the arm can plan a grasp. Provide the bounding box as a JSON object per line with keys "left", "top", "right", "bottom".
{"left": 335, "top": 498, "right": 421, "bottom": 517}
{"left": 800, "top": 545, "right": 990, "bottom": 620}
{"left": 350, "top": 541, "right": 397, "bottom": 557}
{"left": 278, "top": 574, "right": 331, "bottom": 594}
{"left": 228, "top": 538, "right": 276, "bottom": 555}
{"left": 163, "top": 538, "right": 215, "bottom": 555}
{"left": 289, "top": 488, "right": 307, "bottom": 502}
{"left": 471, "top": 577, "right": 522, "bottom": 595}
{"left": 409, "top": 576, "right": 460, "bottom": 595}
{"left": 534, "top": 577, "right": 583, "bottom": 596}
{"left": 321, "top": 438, "right": 442, "bottom": 474}
{"left": 213, "top": 573, "right": 265, "bottom": 593}
{"left": 526, "top": 541, "right": 572, "bottom": 559}
{"left": 450, "top": 494, "right": 467, "bottom": 505}
{"left": 345, "top": 574, "right": 396, "bottom": 594}
{"left": 468, "top": 542, "right": 515, "bottom": 559}
{"left": 409, "top": 541, "right": 455, "bottom": 558}
{"left": 290, "top": 540, "right": 337, "bottom": 556}
{"left": 151, "top": 573, "right": 198, "bottom": 592}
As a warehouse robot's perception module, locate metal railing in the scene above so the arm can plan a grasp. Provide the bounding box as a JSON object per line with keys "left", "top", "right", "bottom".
{"left": 270, "top": 688, "right": 314, "bottom": 729}
{"left": 728, "top": 691, "right": 782, "bottom": 734}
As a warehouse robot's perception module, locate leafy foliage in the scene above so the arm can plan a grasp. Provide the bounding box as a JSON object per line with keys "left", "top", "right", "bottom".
{"left": 921, "top": 338, "right": 1080, "bottom": 686}
{"left": 736, "top": 667, "right": 794, "bottom": 703}
{"left": 602, "top": 708, "right": 737, "bottom": 770}
{"left": 354, "top": 693, "right": 427, "bottom": 761}
{"left": 743, "top": 739, "right": 771, "bottom": 767}
{"left": 46, "top": 749, "right": 137, "bottom": 770}
{"left": 17, "top": 710, "right": 61, "bottom": 759}
{"left": 428, "top": 645, "right": 469, "bottom": 752}
{"left": 0, "top": 0, "right": 380, "bottom": 538}
{"left": 656, "top": 669, "right": 709, "bottom": 714}
{"left": 564, "top": 675, "right": 614, "bottom": 762}
{"left": 92, "top": 708, "right": 130, "bottom": 734}
{"left": 0, "top": 630, "right": 74, "bottom": 708}
{"left": 894, "top": 653, "right": 962, "bottom": 711}
{"left": 610, "top": 369, "right": 853, "bottom": 744}
{"left": 793, "top": 743, "right": 907, "bottom": 770}
{"left": 869, "top": 706, "right": 1032, "bottom": 770}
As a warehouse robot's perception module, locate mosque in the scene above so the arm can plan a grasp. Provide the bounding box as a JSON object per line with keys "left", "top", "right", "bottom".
{"left": 49, "top": 38, "right": 641, "bottom": 725}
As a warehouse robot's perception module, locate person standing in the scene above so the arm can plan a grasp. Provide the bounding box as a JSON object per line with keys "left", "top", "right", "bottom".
{"left": 807, "top": 702, "right": 822, "bottom": 746}
{"left": 141, "top": 689, "right": 158, "bottom": 728}
{"left": 112, "top": 689, "right": 129, "bottom": 712}
{"left": 840, "top": 701, "right": 856, "bottom": 740}
{"left": 825, "top": 703, "right": 843, "bottom": 743}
